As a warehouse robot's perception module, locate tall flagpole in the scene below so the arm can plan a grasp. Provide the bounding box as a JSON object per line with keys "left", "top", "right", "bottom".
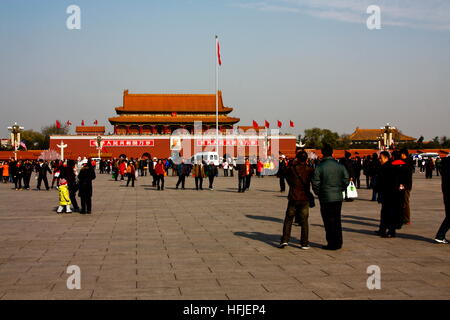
{"left": 215, "top": 35, "right": 219, "bottom": 156}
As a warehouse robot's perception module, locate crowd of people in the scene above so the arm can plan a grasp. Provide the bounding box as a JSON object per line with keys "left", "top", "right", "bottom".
{"left": 0, "top": 147, "right": 448, "bottom": 247}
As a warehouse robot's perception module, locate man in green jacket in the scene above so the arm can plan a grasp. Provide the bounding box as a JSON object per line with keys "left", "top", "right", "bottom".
{"left": 312, "top": 144, "right": 349, "bottom": 250}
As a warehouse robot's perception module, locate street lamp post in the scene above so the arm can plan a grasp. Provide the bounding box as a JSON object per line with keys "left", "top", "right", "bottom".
{"left": 7, "top": 122, "right": 24, "bottom": 161}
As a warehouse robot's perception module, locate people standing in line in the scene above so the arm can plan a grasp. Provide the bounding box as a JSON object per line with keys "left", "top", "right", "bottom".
{"left": 22, "top": 160, "right": 33, "bottom": 190}
{"left": 205, "top": 161, "right": 218, "bottom": 190}
{"left": 176, "top": 159, "right": 189, "bottom": 190}
{"left": 62, "top": 160, "right": 80, "bottom": 212}
{"left": 36, "top": 159, "right": 51, "bottom": 191}
{"left": 56, "top": 178, "right": 72, "bottom": 214}
{"left": 277, "top": 155, "right": 288, "bottom": 192}
{"left": 400, "top": 149, "right": 414, "bottom": 225}
{"left": 312, "top": 144, "right": 349, "bottom": 250}
{"left": 279, "top": 151, "right": 314, "bottom": 250}
{"left": 154, "top": 159, "right": 166, "bottom": 190}
{"left": 375, "top": 151, "right": 408, "bottom": 238}
{"left": 78, "top": 159, "right": 96, "bottom": 214}
{"left": 192, "top": 160, "right": 206, "bottom": 190}
{"left": 434, "top": 154, "right": 450, "bottom": 243}
{"left": 126, "top": 161, "right": 136, "bottom": 187}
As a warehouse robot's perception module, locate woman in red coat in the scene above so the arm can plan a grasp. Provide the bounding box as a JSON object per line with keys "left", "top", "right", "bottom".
{"left": 154, "top": 159, "right": 166, "bottom": 190}
{"left": 119, "top": 160, "right": 127, "bottom": 180}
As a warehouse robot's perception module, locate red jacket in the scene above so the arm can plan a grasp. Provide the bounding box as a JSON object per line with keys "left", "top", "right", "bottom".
{"left": 155, "top": 163, "right": 165, "bottom": 175}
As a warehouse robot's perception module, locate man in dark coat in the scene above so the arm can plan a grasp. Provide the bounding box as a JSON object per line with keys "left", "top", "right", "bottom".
{"left": 62, "top": 160, "right": 79, "bottom": 212}
{"left": 175, "top": 159, "right": 189, "bottom": 190}
{"left": 375, "top": 151, "right": 408, "bottom": 238}
{"left": 277, "top": 156, "right": 288, "bottom": 192}
{"left": 36, "top": 159, "right": 51, "bottom": 190}
{"left": 22, "top": 160, "right": 33, "bottom": 190}
{"left": 312, "top": 144, "right": 349, "bottom": 250}
{"left": 435, "top": 155, "right": 450, "bottom": 243}
{"left": 235, "top": 157, "right": 247, "bottom": 193}
{"left": 340, "top": 151, "right": 355, "bottom": 201}
{"left": 400, "top": 149, "right": 414, "bottom": 224}
{"left": 78, "top": 160, "right": 96, "bottom": 214}
{"left": 279, "top": 151, "right": 315, "bottom": 249}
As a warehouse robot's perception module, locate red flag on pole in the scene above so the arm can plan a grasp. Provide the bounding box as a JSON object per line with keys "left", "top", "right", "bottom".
{"left": 264, "top": 120, "right": 270, "bottom": 128}
{"left": 94, "top": 120, "right": 98, "bottom": 125}
{"left": 81, "top": 120, "right": 85, "bottom": 126}
{"left": 252, "top": 120, "right": 259, "bottom": 130}
{"left": 277, "top": 120, "right": 282, "bottom": 128}
{"left": 55, "top": 120, "right": 61, "bottom": 129}
{"left": 290, "top": 120, "right": 295, "bottom": 128}
{"left": 216, "top": 36, "right": 222, "bottom": 66}
{"left": 66, "top": 120, "right": 72, "bottom": 126}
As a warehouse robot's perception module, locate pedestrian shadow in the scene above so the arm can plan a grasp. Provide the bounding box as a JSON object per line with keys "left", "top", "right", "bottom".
{"left": 245, "top": 215, "right": 283, "bottom": 223}
{"left": 255, "top": 189, "right": 278, "bottom": 193}
{"left": 312, "top": 224, "right": 435, "bottom": 244}
{"left": 234, "top": 231, "right": 322, "bottom": 249}
{"left": 341, "top": 219, "right": 379, "bottom": 228}
{"left": 343, "top": 214, "right": 378, "bottom": 222}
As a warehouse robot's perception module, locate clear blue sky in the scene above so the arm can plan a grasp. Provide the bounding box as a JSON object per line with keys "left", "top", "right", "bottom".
{"left": 1, "top": 0, "right": 449, "bottom": 140}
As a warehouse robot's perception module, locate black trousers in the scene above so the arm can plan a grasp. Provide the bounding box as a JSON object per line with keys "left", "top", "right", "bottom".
{"left": 238, "top": 176, "right": 246, "bottom": 192}
{"left": 279, "top": 176, "right": 286, "bottom": 192}
{"left": 126, "top": 174, "right": 135, "bottom": 187}
{"left": 23, "top": 174, "right": 31, "bottom": 189}
{"left": 80, "top": 196, "right": 92, "bottom": 213}
{"left": 195, "top": 177, "right": 203, "bottom": 190}
{"left": 176, "top": 176, "right": 185, "bottom": 189}
{"left": 436, "top": 196, "right": 450, "bottom": 240}
{"left": 14, "top": 175, "right": 22, "bottom": 189}
{"left": 156, "top": 174, "right": 164, "bottom": 190}
{"left": 69, "top": 185, "right": 79, "bottom": 210}
{"left": 37, "top": 175, "right": 49, "bottom": 190}
{"left": 245, "top": 175, "right": 252, "bottom": 190}
{"left": 281, "top": 200, "right": 309, "bottom": 246}
{"left": 320, "top": 201, "right": 343, "bottom": 249}
{"left": 208, "top": 176, "right": 215, "bottom": 189}
{"left": 224, "top": 169, "right": 228, "bottom": 177}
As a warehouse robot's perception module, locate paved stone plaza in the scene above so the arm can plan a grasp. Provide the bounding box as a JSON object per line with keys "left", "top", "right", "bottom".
{"left": 0, "top": 171, "right": 449, "bottom": 300}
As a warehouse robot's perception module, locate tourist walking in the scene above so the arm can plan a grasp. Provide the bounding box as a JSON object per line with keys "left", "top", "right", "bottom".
{"left": 36, "top": 159, "right": 51, "bottom": 191}
{"left": 1, "top": 161, "right": 9, "bottom": 183}
{"left": 56, "top": 178, "right": 72, "bottom": 214}
{"left": 312, "top": 144, "right": 349, "bottom": 250}
{"left": 126, "top": 161, "right": 136, "bottom": 187}
{"left": 62, "top": 160, "right": 80, "bottom": 212}
{"left": 277, "top": 155, "right": 288, "bottom": 192}
{"left": 78, "top": 159, "right": 96, "bottom": 214}
{"left": 235, "top": 158, "right": 246, "bottom": 193}
{"left": 192, "top": 160, "right": 206, "bottom": 190}
{"left": 175, "top": 159, "right": 189, "bottom": 189}
{"left": 22, "top": 160, "right": 33, "bottom": 190}
{"left": 154, "top": 159, "right": 165, "bottom": 190}
{"left": 205, "top": 161, "right": 218, "bottom": 190}
{"left": 400, "top": 149, "right": 414, "bottom": 224}
{"left": 434, "top": 154, "right": 450, "bottom": 243}
{"left": 279, "top": 151, "right": 314, "bottom": 249}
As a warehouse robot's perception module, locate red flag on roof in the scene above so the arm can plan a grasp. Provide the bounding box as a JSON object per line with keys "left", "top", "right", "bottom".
{"left": 277, "top": 120, "right": 282, "bottom": 128}
{"left": 66, "top": 120, "right": 72, "bottom": 126}
{"left": 94, "top": 120, "right": 98, "bottom": 125}
{"left": 290, "top": 120, "right": 295, "bottom": 128}
{"left": 55, "top": 120, "right": 61, "bottom": 129}
{"left": 252, "top": 120, "right": 259, "bottom": 130}
{"left": 216, "top": 36, "right": 222, "bottom": 66}
{"left": 81, "top": 120, "right": 85, "bottom": 126}
{"left": 264, "top": 120, "right": 270, "bottom": 128}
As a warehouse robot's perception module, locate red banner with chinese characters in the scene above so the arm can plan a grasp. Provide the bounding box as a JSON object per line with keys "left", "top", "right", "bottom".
{"left": 89, "top": 140, "right": 154, "bottom": 147}
{"left": 196, "top": 139, "right": 259, "bottom": 146}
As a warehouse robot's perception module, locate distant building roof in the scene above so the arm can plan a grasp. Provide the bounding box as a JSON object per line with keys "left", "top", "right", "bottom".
{"left": 75, "top": 126, "right": 106, "bottom": 135}
{"left": 349, "top": 127, "right": 415, "bottom": 141}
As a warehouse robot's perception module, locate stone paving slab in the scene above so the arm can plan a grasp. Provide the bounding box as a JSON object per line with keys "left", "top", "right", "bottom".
{"left": 0, "top": 171, "right": 449, "bottom": 300}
